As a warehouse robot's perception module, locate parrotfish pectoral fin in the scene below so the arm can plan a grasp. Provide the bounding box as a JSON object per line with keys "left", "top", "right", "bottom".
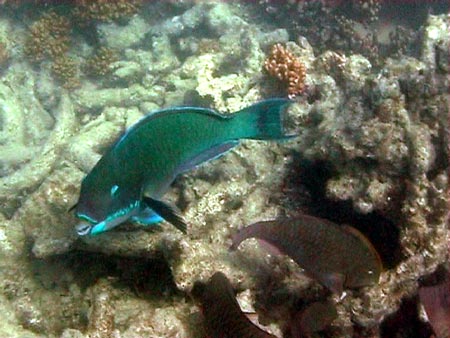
{"left": 322, "top": 272, "right": 345, "bottom": 296}
{"left": 131, "top": 207, "right": 164, "bottom": 225}
{"left": 176, "top": 141, "right": 239, "bottom": 174}
{"left": 234, "top": 98, "right": 296, "bottom": 140}
{"left": 142, "top": 197, "right": 187, "bottom": 234}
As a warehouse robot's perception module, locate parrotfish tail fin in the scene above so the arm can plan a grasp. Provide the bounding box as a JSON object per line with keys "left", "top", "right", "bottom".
{"left": 142, "top": 197, "right": 187, "bottom": 234}
{"left": 233, "top": 98, "right": 295, "bottom": 140}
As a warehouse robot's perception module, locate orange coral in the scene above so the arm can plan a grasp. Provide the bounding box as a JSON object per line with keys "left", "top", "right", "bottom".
{"left": 264, "top": 43, "right": 306, "bottom": 99}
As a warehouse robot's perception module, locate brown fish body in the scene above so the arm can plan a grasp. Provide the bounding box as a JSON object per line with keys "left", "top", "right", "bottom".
{"left": 419, "top": 278, "right": 450, "bottom": 338}
{"left": 196, "top": 272, "right": 277, "bottom": 338}
{"left": 290, "top": 301, "right": 337, "bottom": 338}
{"left": 230, "top": 215, "right": 382, "bottom": 294}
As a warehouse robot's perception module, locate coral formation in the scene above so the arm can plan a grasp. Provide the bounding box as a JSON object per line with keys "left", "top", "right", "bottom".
{"left": 74, "top": 0, "right": 142, "bottom": 23}
{"left": 24, "top": 12, "right": 71, "bottom": 63}
{"left": 264, "top": 43, "right": 306, "bottom": 99}
{"left": 252, "top": 0, "right": 433, "bottom": 67}
{"left": 0, "top": 40, "right": 9, "bottom": 68}
{"left": 23, "top": 12, "right": 79, "bottom": 89}
{"left": 84, "top": 46, "right": 118, "bottom": 77}
{"left": 51, "top": 55, "right": 80, "bottom": 89}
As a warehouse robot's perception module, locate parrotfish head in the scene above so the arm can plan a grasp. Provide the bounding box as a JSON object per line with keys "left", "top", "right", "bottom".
{"left": 74, "top": 175, "right": 140, "bottom": 236}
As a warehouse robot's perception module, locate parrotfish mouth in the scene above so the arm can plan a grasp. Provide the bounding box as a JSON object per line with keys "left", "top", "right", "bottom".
{"left": 75, "top": 218, "right": 119, "bottom": 236}
{"left": 75, "top": 205, "right": 140, "bottom": 236}
{"left": 75, "top": 219, "right": 112, "bottom": 236}
{"left": 75, "top": 222, "right": 93, "bottom": 236}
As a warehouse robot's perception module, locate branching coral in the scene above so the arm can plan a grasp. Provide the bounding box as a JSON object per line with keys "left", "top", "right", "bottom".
{"left": 24, "top": 12, "right": 80, "bottom": 89}
{"left": 264, "top": 43, "right": 306, "bottom": 99}
{"left": 24, "top": 12, "right": 71, "bottom": 63}
{"left": 51, "top": 55, "right": 80, "bottom": 89}
{"left": 84, "top": 47, "right": 118, "bottom": 77}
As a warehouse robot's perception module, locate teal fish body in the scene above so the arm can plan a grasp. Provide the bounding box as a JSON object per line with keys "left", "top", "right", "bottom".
{"left": 74, "top": 99, "right": 292, "bottom": 236}
{"left": 230, "top": 215, "right": 382, "bottom": 295}
{"left": 193, "top": 272, "right": 277, "bottom": 338}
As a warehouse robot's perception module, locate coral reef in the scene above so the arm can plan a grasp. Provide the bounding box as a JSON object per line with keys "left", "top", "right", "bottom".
{"left": 264, "top": 43, "right": 306, "bottom": 99}
{"left": 251, "top": 0, "right": 442, "bottom": 67}
{"left": 0, "top": 1, "right": 448, "bottom": 337}
{"left": 51, "top": 55, "right": 80, "bottom": 89}
{"left": 24, "top": 12, "right": 71, "bottom": 63}
{"left": 24, "top": 11, "right": 79, "bottom": 89}
{"left": 73, "top": 0, "right": 142, "bottom": 23}
{"left": 0, "top": 40, "right": 9, "bottom": 68}
{"left": 84, "top": 47, "right": 118, "bottom": 77}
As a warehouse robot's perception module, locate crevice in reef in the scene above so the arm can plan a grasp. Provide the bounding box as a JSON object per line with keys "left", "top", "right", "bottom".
{"left": 280, "top": 152, "right": 403, "bottom": 269}
{"left": 380, "top": 296, "right": 434, "bottom": 338}
{"left": 31, "top": 251, "right": 180, "bottom": 298}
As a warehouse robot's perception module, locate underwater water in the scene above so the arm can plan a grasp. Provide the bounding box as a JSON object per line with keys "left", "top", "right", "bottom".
{"left": 0, "top": 1, "right": 449, "bottom": 337}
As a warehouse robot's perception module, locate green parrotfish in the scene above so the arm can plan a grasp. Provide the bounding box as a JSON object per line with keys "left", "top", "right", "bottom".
{"left": 73, "top": 99, "right": 292, "bottom": 236}
{"left": 192, "top": 272, "right": 278, "bottom": 338}
{"left": 230, "top": 215, "right": 383, "bottom": 295}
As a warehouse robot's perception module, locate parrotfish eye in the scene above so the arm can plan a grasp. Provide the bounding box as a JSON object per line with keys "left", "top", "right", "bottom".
{"left": 76, "top": 222, "right": 92, "bottom": 236}
{"left": 110, "top": 185, "right": 119, "bottom": 197}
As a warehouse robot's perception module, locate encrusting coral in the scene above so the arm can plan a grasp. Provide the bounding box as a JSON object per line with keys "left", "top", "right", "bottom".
{"left": 264, "top": 43, "right": 306, "bottom": 99}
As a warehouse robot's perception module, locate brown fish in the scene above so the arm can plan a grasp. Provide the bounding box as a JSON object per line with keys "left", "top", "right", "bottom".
{"left": 419, "top": 276, "right": 450, "bottom": 338}
{"left": 230, "top": 215, "right": 382, "bottom": 295}
{"left": 193, "top": 272, "right": 277, "bottom": 338}
{"left": 290, "top": 301, "right": 337, "bottom": 338}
